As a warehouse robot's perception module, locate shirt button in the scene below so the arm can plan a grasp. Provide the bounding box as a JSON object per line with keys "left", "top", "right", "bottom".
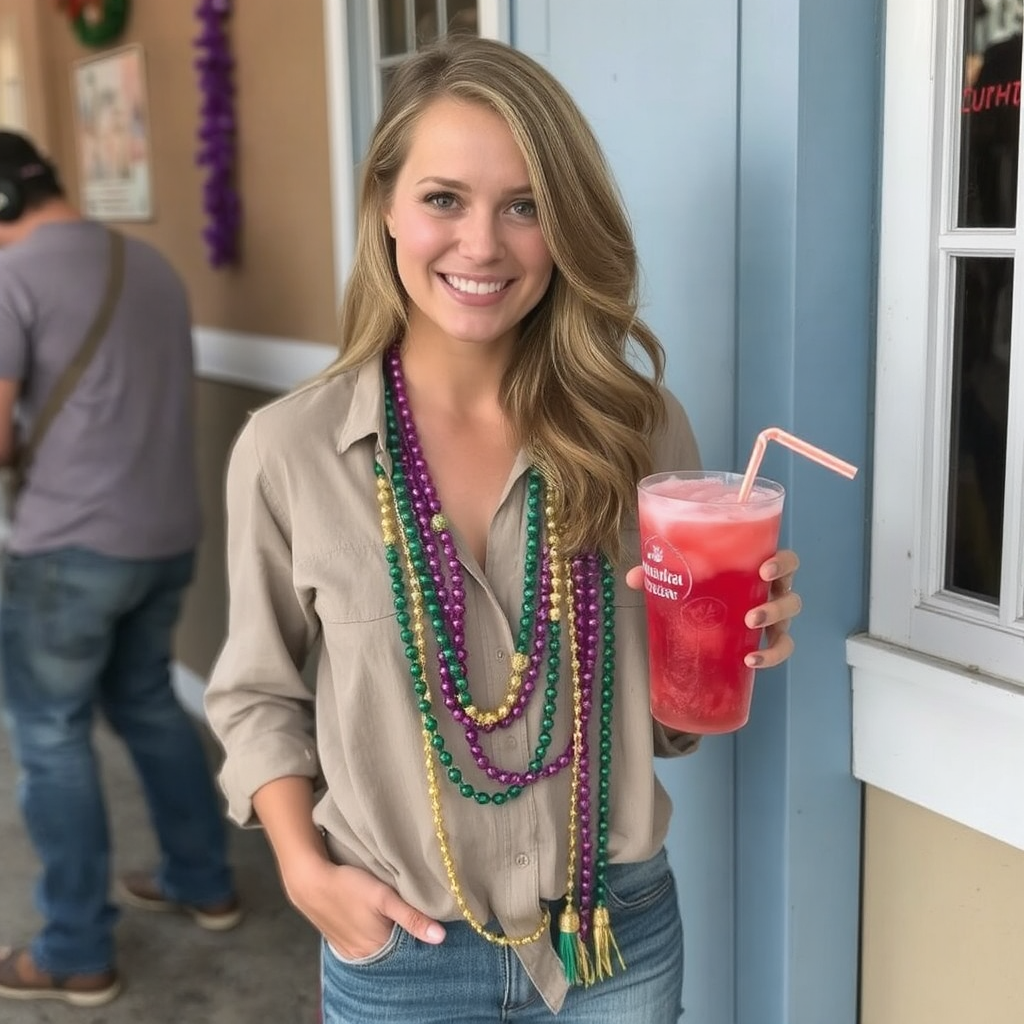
{"left": 515, "top": 853, "right": 531, "bottom": 868}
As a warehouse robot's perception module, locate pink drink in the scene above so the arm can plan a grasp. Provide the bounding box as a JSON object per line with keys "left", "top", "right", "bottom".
{"left": 637, "top": 471, "right": 785, "bottom": 733}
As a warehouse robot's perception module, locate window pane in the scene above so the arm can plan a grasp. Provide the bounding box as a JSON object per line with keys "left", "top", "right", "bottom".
{"left": 958, "top": 4, "right": 1021, "bottom": 227}
{"left": 380, "top": 64, "right": 399, "bottom": 102}
{"left": 446, "top": 0, "right": 478, "bottom": 37}
{"left": 415, "top": 0, "right": 439, "bottom": 45}
{"left": 946, "top": 256, "right": 1012, "bottom": 601}
{"left": 379, "top": 0, "right": 408, "bottom": 57}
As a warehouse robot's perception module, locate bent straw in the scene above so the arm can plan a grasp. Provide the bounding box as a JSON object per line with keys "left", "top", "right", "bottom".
{"left": 738, "top": 427, "right": 858, "bottom": 502}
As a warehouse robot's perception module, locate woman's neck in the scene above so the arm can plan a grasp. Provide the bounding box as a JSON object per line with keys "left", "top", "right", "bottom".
{"left": 398, "top": 333, "right": 512, "bottom": 422}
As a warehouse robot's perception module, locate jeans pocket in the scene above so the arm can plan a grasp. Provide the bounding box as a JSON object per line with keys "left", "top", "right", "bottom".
{"left": 604, "top": 847, "right": 674, "bottom": 912}
{"left": 322, "top": 924, "right": 404, "bottom": 968}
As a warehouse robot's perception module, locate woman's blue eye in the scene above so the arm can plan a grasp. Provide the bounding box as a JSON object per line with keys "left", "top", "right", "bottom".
{"left": 510, "top": 199, "right": 537, "bottom": 217}
{"left": 426, "top": 192, "right": 457, "bottom": 210}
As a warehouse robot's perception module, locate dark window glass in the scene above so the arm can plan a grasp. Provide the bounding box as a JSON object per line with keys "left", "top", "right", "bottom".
{"left": 381, "top": 64, "right": 399, "bottom": 101}
{"left": 415, "top": 0, "right": 439, "bottom": 45}
{"left": 447, "top": 0, "right": 478, "bottom": 37}
{"left": 946, "top": 256, "right": 1012, "bottom": 601}
{"left": 379, "top": 0, "right": 408, "bottom": 57}
{"left": 958, "top": 2, "right": 1022, "bottom": 227}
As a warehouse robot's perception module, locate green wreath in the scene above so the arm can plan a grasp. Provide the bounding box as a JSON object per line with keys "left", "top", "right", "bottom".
{"left": 72, "top": 0, "right": 131, "bottom": 48}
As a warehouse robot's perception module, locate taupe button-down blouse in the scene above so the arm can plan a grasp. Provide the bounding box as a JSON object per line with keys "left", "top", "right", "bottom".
{"left": 204, "top": 355, "right": 702, "bottom": 1013}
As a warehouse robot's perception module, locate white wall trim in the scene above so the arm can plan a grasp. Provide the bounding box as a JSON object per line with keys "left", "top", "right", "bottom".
{"left": 323, "top": 0, "right": 357, "bottom": 306}
{"left": 193, "top": 326, "right": 336, "bottom": 393}
{"left": 172, "top": 661, "right": 208, "bottom": 722}
{"left": 848, "top": 633, "right": 1024, "bottom": 851}
{"left": 478, "top": 0, "right": 511, "bottom": 41}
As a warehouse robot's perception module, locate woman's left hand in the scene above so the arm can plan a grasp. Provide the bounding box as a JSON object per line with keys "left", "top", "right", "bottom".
{"left": 742, "top": 549, "right": 801, "bottom": 669}
{"left": 625, "top": 548, "right": 802, "bottom": 670}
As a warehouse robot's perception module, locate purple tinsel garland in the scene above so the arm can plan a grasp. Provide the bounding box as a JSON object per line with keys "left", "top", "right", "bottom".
{"left": 194, "top": 0, "right": 239, "bottom": 267}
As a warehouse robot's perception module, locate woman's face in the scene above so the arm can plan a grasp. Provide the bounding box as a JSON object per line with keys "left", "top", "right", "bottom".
{"left": 384, "top": 98, "right": 555, "bottom": 354}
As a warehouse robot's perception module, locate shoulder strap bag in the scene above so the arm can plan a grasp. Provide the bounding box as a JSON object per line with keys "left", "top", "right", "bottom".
{"left": 5, "top": 227, "right": 125, "bottom": 508}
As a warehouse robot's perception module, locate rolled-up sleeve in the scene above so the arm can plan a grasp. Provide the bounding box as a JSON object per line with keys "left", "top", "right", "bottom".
{"left": 204, "top": 416, "right": 321, "bottom": 827}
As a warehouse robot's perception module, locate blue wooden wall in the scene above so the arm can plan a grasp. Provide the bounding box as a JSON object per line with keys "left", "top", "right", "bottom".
{"left": 512, "top": 1, "right": 879, "bottom": 1021}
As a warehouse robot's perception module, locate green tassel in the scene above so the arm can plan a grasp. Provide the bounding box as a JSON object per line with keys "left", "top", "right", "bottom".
{"left": 558, "top": 905, "right": 581, "bottom": 984}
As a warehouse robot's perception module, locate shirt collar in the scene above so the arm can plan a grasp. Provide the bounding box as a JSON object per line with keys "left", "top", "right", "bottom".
{"left": 335, "top": 350, "right": 533, "bottom": 490}
{"left": 335, "top": 354, "right": 387, "bottom": 456}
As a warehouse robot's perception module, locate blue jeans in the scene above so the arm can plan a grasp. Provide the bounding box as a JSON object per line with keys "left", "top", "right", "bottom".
{"left": 0, "top": 547, "right": 233, "bottom": 976}
{"left": 321, "top": 847, "right": 684, "bottom": 1022}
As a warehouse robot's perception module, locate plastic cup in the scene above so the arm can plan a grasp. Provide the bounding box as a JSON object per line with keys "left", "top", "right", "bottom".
{"left": 637, "top": 470, "right": 785, "bottom": 734}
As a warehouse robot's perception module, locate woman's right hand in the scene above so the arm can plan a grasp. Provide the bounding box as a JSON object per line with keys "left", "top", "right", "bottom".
{"left": 282, "top": 854, "right": 447, "bottom": 958}
{"left": 250, "top": 776, "right": 447, "bottom": 957}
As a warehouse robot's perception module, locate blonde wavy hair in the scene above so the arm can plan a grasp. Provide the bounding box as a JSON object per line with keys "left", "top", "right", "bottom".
{"left": 326, "top": 36, "right": 666, "bottom": 560}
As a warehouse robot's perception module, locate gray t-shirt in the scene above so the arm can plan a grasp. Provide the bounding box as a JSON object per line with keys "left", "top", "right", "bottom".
{"left": 0, "top": 220, "right": 201, "bottom": 558}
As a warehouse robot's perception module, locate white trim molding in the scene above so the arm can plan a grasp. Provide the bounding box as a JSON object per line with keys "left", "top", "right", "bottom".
{"left": 478, "top": 0, "right": 511, "bottom": 41}
{"left": 848, "top": 633, "right": 1024, "bottom": 852}
{"left": 323, "top": 0, "right": 357, "bottom": 306}
{"left": 193, "top": 326, "right": 336, "bottom": 393}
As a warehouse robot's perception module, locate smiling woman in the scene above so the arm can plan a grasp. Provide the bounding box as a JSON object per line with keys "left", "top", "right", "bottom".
{"left": 203, "top": 35, "right": 803, "bottom": 1024}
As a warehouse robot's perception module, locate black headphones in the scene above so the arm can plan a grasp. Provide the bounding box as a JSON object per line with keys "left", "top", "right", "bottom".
{"left": 0, "top": 161, "right": 53, "bottom": 223}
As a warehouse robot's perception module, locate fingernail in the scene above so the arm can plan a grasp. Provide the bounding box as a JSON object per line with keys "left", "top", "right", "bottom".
{"left": 746, "top": 654, "right": 763, "bottom": 668}
{"left": 764, "top": 562, "right": 779, "bottom": 577}
{"left": 426, "top": 923, "right": 446, "bottom": 943}
{"left": 747, "top": 611, "right": 766, "bottom": 628}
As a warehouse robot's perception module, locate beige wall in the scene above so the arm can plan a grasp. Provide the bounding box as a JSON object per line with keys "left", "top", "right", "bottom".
{"left": 2, "top": 2, "right": 340, "bottom": 673}
{"left": 861, "top": 787, "right": 1024, "bottom": 1024}
{"left": 35, "top": 0, "right": 338, "bottom": 340}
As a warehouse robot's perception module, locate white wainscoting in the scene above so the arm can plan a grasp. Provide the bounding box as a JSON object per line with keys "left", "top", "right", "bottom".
{"left": 192, "top": 326, "right": 337, "bottom": 393}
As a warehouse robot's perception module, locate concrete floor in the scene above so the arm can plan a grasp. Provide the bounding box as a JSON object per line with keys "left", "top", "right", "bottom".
{"left": 0, "top": 718, "right": 320, "bottom": 1023}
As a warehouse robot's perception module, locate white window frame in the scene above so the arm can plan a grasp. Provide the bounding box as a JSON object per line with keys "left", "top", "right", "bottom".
{"left": 368, "top": 0, "right": 509, "bottom": 121}
{"left": 323, "top": 0, "right": 508, "bottom": 306}
{"left": 849, "top": 0, "right": 1024, "bottom": 851}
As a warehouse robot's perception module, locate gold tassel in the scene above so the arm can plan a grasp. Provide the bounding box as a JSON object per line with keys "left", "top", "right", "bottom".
{"left": 591, "top": 905, "right": 626, "bottom": 980}
{"left": 575, "top": 928, "right": 594, "bottom": 987}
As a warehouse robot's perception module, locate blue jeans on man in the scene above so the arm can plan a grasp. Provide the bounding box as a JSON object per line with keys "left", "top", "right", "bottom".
{"left": 0, "top": 547, "right": 233, "bottom": 977}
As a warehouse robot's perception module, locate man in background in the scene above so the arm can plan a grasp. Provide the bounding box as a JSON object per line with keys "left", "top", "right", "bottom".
{"left": 0, "top": 131, "right": 239, "bottom": 1008}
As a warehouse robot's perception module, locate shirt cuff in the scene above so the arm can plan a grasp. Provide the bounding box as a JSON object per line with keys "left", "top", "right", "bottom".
{"left": 218, "top": 731, "right": 321, "bottom": 828}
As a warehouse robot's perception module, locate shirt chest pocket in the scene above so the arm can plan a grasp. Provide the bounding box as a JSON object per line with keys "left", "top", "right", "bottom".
{"left": 308, "top": 545, "right": 400, "bottom": 624}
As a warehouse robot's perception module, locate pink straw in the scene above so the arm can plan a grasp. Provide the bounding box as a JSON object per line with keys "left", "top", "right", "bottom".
{"left": 738, "top": 427, "right": 858, "bottom": 502}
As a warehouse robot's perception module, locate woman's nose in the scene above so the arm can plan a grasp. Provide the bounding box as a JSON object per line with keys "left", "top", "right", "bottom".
{"left": 458, "top": 210, "right": 504, "bottom": 262}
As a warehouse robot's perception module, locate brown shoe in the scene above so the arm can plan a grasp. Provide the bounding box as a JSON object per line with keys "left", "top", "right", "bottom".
{"left": 116, "top": 871, "right": 244, "bottom": 931}
{"left": 0, "top": 947, "right": 121, "bottom": 1007}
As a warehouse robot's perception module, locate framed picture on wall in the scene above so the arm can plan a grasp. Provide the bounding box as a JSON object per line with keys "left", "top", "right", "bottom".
{"left": 71, "top": 44, "right": 153, "bottom": 221}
